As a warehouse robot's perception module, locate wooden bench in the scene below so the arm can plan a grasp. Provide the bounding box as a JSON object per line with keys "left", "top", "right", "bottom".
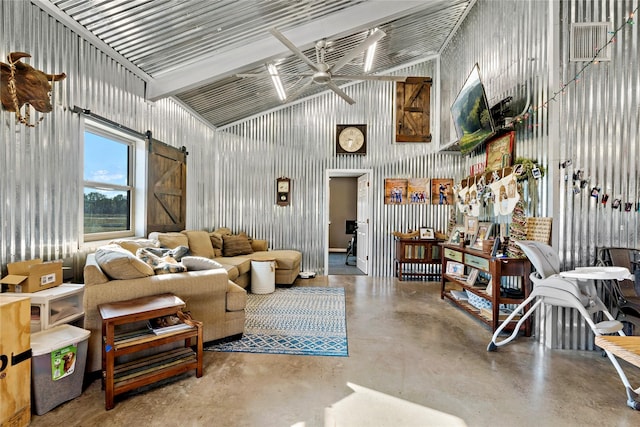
{"left": 595, "top": 336, "right": 640, "bottom": 368}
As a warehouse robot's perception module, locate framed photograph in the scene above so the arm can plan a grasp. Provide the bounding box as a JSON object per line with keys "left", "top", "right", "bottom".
{"left": 446, "top": 261, "right": 464, "bottom": 276}
{"left": 485, "top": 131, "right": 515, "bottom": 171}
{"left": 466, "top": 268, "right": 479, "bottom": 286}
{"left": 464, "top": 215, "right": 479, "bottom": 236}
{"left": 419, "top": 227, "right": 435, "bottom": 239}
{"left": 470, "top": 222, "right": 493, "bottom": 250}
{"left": 430, "top": 178, "right": 454, "bottom": 205}
{"left": 407, "top": 178, "right": 429, "bottom": 204}
{"left": 447, "top": 225, "right": 465, "bottom": 245}
{"left": 384, "top": 178, "right": 408, "bottom": 204}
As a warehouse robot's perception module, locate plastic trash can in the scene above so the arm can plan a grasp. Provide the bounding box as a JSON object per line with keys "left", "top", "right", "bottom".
{"left": 251, "top": 259, "right": 276, "bottom": 294}
{"left": 30, "top": 324, "right": 91, "bottom": 415}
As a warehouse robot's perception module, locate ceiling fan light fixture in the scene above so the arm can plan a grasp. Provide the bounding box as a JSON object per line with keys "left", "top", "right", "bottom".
{"left": 267, "top": 63, "right": 287, "bottom": 101}
{"left": 363, "top": 28, "right": 379, "bottom": 73}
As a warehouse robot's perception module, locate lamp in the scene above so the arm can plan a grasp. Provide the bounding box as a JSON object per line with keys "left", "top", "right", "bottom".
{"left": 267, "top": 63, "right": 287, "bottom": 101}
{"left": 363, "top": 28, "right": 378, "bottom": 72}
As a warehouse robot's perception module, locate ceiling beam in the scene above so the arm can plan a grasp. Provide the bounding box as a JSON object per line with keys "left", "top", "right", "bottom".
{"left": 146, "top": 1, "right": 431, "bottom": 101}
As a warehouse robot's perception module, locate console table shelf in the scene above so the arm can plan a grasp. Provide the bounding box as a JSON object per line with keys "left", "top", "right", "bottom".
{"left": 439, "top": 243, "right": 532, "bottom": 336}
{"left": 394, "top": 238, "right": 443, "bottom": 281}
{"left": 99, "top": 293, "right": 203, "bottom": 410}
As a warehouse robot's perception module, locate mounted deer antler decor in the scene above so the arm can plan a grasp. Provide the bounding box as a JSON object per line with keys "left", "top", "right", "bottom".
{"left": 0, "top": 52, "right": 66, "bottom": 127}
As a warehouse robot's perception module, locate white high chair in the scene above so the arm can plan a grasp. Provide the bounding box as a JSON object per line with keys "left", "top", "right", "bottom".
{"left": 487, "top": 240, "right": 640, "bottom": 410}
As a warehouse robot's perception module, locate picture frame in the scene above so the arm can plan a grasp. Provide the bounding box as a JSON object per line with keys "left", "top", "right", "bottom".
{"left": 447, "top": 225, "right": 465, "bottom": 245}
{"left": 485, "top": 131, "right": 515, "bottom": 171}
{"left": 419, "top": 227, "right": 435, "bottom": 239}
{"left": 430, "top": 178, "right": 454, "bottom": 205}
{"left": 466, "top": 268, "right": 479, "bottom": 286}
{"left": 470, "top": 222, "right": 493, "bottom": 250}
{"left": 464, "top": 215, "right": 479, "bottom": 237}
{"left": 446, "top": 261, "right": 464, "bottom": 276}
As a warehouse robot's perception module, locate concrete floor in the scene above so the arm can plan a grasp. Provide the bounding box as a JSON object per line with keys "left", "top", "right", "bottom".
{"left": 29, "top": 276, "right": 640, "bottom": 427}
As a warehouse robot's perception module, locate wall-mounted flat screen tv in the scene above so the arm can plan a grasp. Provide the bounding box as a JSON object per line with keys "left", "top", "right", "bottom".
{"left": 450, "top": 64, "right": 495, "bottom": 154}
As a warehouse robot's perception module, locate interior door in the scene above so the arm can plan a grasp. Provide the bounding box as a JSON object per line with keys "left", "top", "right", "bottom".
{"left": 146, "top": 139, "right": 187, "bottom": 234}
{"left": 356, "top": 174, "right": 369, "bottom": 273}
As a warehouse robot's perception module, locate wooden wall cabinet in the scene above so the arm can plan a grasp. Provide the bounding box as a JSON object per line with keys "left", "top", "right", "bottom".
{"left": 394, "top": 238, "right": 443, "bottom": 281}
{"left": 439, "top": 243, "right": 532, "bottom": 336}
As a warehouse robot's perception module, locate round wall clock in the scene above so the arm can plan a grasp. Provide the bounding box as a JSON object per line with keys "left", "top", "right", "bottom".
{"left": 336, "top": 124, "right": 367, "bottom": 155}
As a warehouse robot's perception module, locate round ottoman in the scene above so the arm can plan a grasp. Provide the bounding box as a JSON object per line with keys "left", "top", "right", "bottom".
{"left": 251, "top": 259, "right": 276, "bottom": 294}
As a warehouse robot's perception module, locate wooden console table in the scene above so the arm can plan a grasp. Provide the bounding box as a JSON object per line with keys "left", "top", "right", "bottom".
{"left": 394, "top": 238, "right": 443, "bottom": 281}
{"left": 440, "top": 243, "right": 532, "bottom": 336}
{"left": 99, "top": 293, "right": 203, "bottom": 410}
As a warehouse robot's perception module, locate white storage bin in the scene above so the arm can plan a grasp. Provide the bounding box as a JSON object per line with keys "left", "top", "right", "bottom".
{"left": 251, "top": 260, "right": 276, "bottom": 294}
{"left": 31, "top": 324, "right": 90, "bottom": 415}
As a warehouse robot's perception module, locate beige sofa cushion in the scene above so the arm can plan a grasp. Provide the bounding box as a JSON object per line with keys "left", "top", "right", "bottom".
{"left": 95, "top": 244, "right": 154, "bottom": 280}
{"left": 215, "top": 256, "right": 252, "bottom": 276}
{"left": 226, "top": 280, "right": 247, "bottom": 311}
{"left": 182, "top": 230, "right": 216, "bottom": 258}
{"left": 157, "top": 232, "right": 189, "bottom": 249}
{"left": 222, "top": 234, "right": 254, "bottom": 256}
{"left": 250, "top": 250, "right": 301, "bottom": 270}
{"left": 251, "top": 239, "right": 268, "bottom": 252}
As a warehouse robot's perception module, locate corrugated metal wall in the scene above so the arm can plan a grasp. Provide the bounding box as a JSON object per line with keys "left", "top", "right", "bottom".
{"left": 439, "top": 0, "right": 639, "bottom": 350}
{"left": 0, "top": 0, "right": 215, "bottom": 273}
{"left": 217, "top": 61, "right": 464, "bottom": 277}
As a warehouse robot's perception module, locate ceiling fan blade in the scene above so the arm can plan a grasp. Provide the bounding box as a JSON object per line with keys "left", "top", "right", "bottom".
{"left": 331, "top": 75, "right": 407, "bottom": 82}
{"left": 326, "top": 81, "right": 355, "bottom": 105}
{"left": 285, "top": 78, "right": 314, "bottom": 102}
{"left": 270, "top": 28, "right": 319, "bottom": 71}
{"left": 236, "top": 73, "right": 314, "bottom": 78}
{"left": 330, "top": 29, "right": 386, "bottom": 74}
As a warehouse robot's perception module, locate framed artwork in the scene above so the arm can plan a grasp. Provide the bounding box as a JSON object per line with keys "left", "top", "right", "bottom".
{"left": 420, "top": 227, "right": 435, "bottom": 239}
{"left": 485, "top": 131, "right": 515, "bottom": 171}
{"left": 431, "top": 178, "right": 454, "bottom": 205}
{"left": 470, "top": 222, "right": 493, "bottom": 250}
{"left": 447, "top": 225, "right": 465, "bottom": 245}
{"left": 446, "top": 261, "right": 464, "bottom": 276}
{"left": 466, "top": 268, "right": 479, "bottom": 286}
{"left": 384, "top": 179, "right": 408, "bottom": 204}
{"left": 464, "top": 215, "right": 479, "bottom": 236}
{"left": 407, "top": 178, "right": 429, "bottom": 204}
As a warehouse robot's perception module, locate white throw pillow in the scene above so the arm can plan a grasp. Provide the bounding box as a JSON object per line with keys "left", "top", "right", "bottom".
{"left": 95, "top": 244, "right": 154, "bottom": 280}
{"left": 181, "top": 256, "right": 223, "bottom": 271}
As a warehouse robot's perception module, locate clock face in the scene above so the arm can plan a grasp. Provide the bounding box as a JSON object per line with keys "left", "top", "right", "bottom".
{"left": 337, "top": 125, "right": 366, "bottom": 155}
{"left": 277, "top": 181, "right": 289, "bottom": 192}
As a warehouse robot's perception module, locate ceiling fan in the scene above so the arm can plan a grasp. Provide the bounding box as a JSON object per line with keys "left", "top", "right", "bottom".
{"left": 236, "top": 27, "right": 406, "bottom": 104}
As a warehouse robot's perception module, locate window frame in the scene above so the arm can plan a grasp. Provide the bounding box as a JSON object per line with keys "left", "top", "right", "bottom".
{"left": 82, "top": 120, "right": 137, "bottom": 242}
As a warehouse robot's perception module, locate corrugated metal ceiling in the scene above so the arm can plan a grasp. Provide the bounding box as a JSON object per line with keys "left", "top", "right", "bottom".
{"left": 44, "top": 0, "right": 472, "bottom": 127}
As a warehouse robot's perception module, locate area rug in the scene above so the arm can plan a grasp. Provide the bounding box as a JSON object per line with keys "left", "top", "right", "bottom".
{"left": 206, "top": 287, "right": 348, "bottom": 357}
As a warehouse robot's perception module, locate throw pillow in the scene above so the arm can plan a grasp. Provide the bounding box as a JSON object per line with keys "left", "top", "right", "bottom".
{"left": 143, "top": 246, "right": 190, "bottom": 262}
{"left": 156, "top": 232, "right": 189, "bottom": 249}
{"left": 181, "top": 256, "right": 223, "bottom": 270}
{"left": 94, "top": 244, "right": 154, "bottom": 280}
{"left": 209, "top": 232, "right": 223, "bottom": 250}
{"left": 109, "top": 238, "right": 159, "bottom": 255}
{"left": 222, "top": 234, "right": 254, "bottom": 257}
{"left": 182, "top": 230, "right": 216, "bottom": 258}
{"left": 213, "top": 227, "right": 232, "bottom": 236}
{"left": 137, "top": 248, "right": 187, "bottom": 275}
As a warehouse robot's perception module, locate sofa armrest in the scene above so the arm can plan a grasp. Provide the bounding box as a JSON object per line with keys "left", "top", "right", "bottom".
{"left": 251, "top": 239, "right": 268, "bottom": 252}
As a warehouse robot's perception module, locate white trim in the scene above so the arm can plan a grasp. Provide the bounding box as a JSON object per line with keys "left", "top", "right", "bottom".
{"left": 324, "top": 169, "right": 373, "bottom": 276}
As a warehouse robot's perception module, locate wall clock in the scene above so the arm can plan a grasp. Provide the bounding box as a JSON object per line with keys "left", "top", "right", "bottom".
{"left": 336, "top": 124, "right": 367, "bottom": 155}
{"left": 276, "top": 177, "right": 291, "bottom": 206}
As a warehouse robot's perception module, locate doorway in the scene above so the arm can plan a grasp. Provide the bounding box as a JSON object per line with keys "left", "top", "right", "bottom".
{"left": 325, "top": 169, "right": 372, "bottom": 276}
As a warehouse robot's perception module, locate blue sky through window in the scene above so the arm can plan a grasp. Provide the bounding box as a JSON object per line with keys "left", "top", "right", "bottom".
{"left": 84, "top": 131, "right": 128, "bottom": 186}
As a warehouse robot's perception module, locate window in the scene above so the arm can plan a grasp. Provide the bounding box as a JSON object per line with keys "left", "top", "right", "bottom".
{"left": 83, "top": 122, "right": 135, "bottom": 241}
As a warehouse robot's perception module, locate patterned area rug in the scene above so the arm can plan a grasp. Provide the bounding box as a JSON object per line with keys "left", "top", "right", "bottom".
{"left": 206, "top": 287, "right": 348, "bottom": 357}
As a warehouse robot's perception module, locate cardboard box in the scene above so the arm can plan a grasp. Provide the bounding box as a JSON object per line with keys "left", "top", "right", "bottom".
{"left": 1, "top": 259, "right": 63, "bottom": 293}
